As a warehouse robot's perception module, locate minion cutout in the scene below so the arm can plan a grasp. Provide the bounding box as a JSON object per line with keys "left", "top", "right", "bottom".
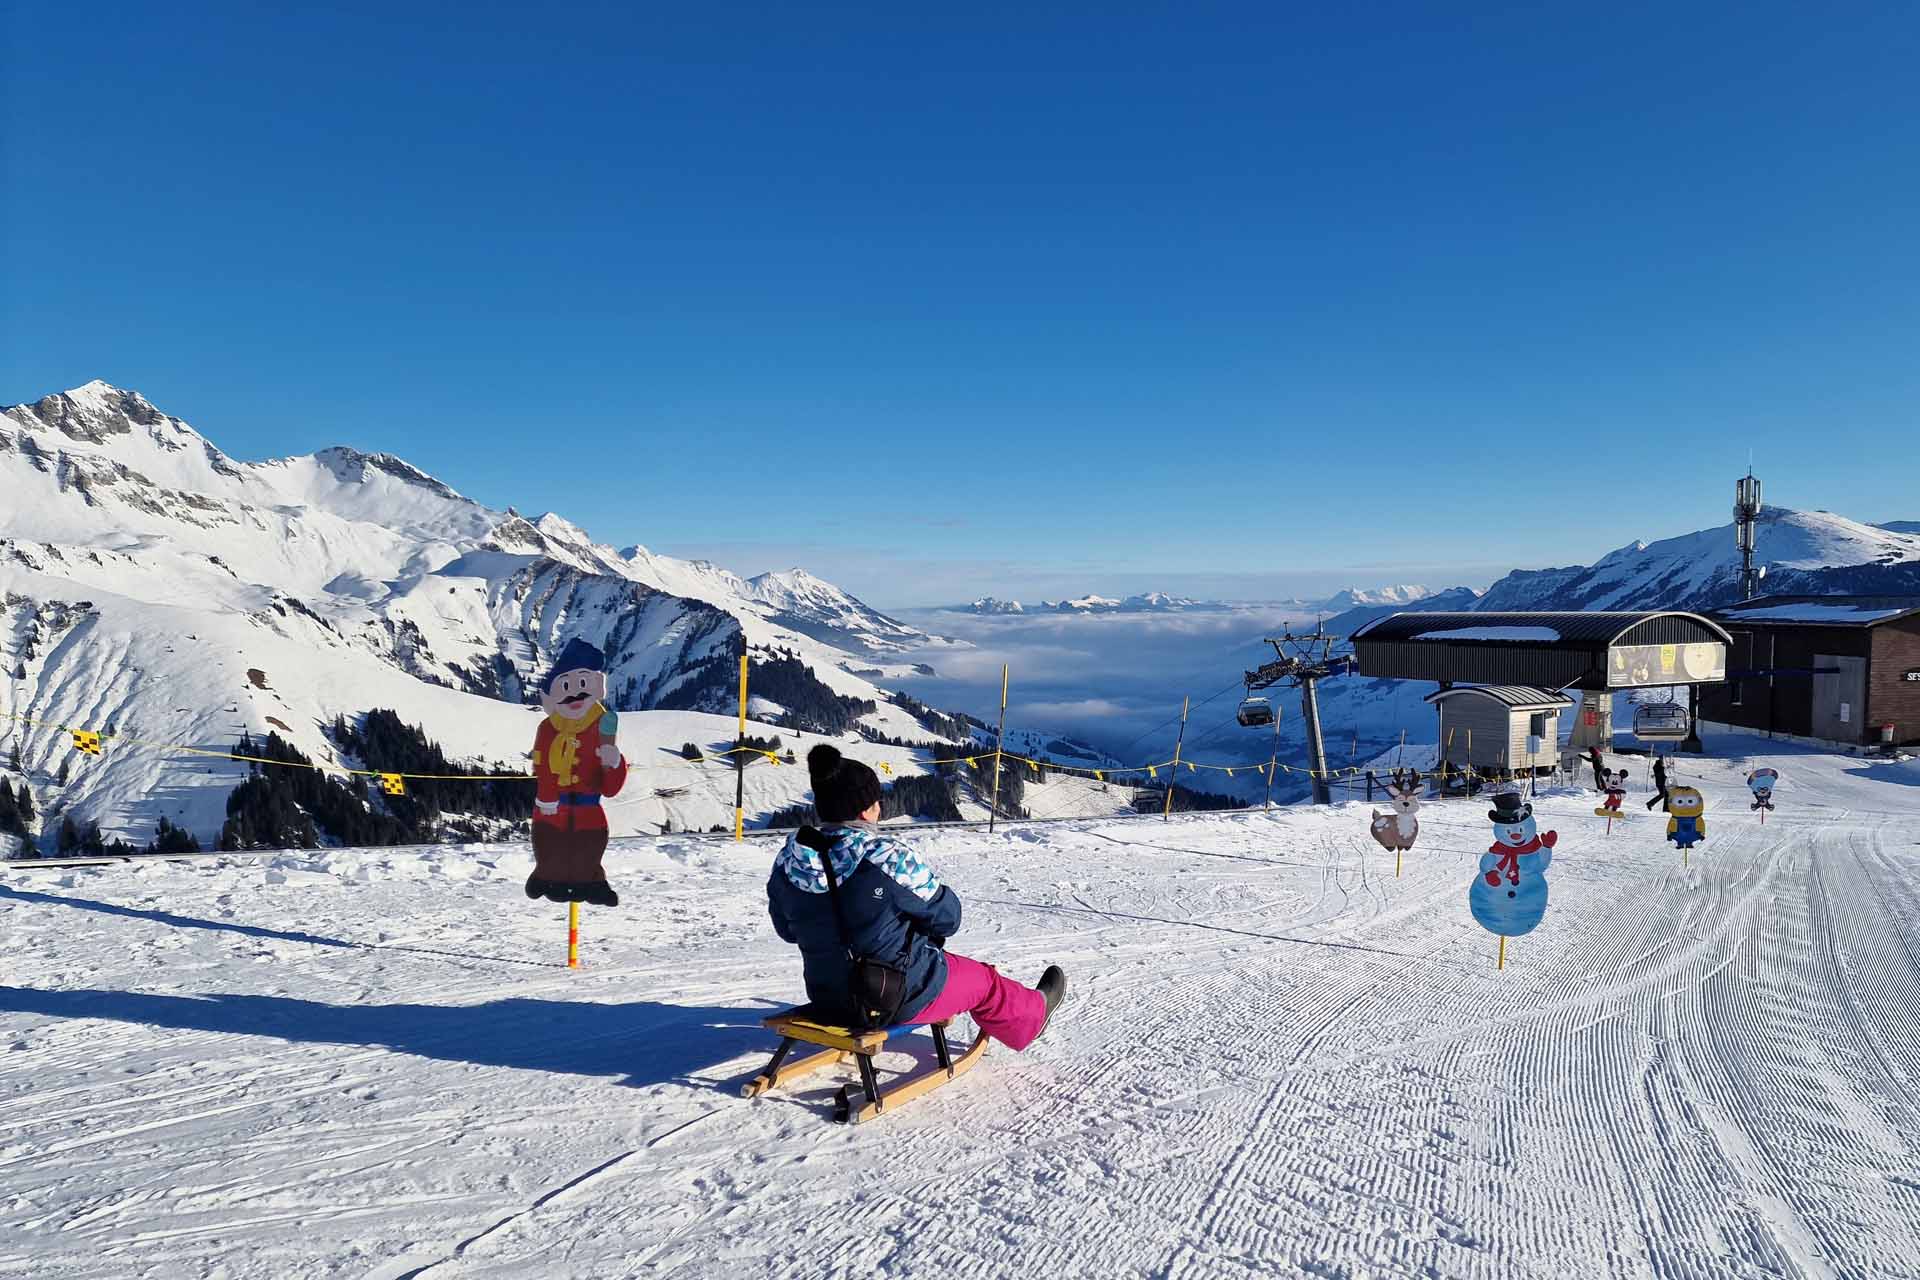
{"left": 1666, "top": 786, "right": 1707, "bottom": 851}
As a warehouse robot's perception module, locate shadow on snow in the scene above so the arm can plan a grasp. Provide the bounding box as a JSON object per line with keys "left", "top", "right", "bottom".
{"left": 0, "top": 985, "right": 771, "bottom": 1089}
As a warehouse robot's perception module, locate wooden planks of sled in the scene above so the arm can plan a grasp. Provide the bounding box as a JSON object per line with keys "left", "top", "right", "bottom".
{"left": 741, "top": 1007, "right": 988, "bottom": 1124}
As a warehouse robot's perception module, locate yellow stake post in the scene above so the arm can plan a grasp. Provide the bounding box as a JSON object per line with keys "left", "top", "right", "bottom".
{"left": 1396, "top": 849, "right": 1403, "bottom": 878}
{"left": 1163, "top": 696, "right": 1190, "bottom": 821}
{"left": 733, "top": 654, "right": 749, "bottom": 842}
{"left": 988, "top": 665, "right": 1010, "bottom": 833}
{"left": 1497, "top": 934, "right": 1506, "bottom": 970}
{"left": 568, "top": 901, "right": 581, "bottom": 968}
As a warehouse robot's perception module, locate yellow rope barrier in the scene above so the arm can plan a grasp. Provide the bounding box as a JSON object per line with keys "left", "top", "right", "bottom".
{"left": 5, "top": 709, "right": 1480, "bottom": 788}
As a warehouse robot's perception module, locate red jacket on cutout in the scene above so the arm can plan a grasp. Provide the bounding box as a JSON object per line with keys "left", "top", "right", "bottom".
{"left": 533, "top": 711, "right": 629, "bottom": 831}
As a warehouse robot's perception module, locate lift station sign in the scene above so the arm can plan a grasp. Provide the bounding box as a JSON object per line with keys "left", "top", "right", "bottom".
{"left": 1608, "top": 641, "right": 1726, "bottom": 688}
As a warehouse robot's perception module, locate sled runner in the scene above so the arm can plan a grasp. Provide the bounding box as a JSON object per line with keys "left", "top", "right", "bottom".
{"left": 741, "top": 1005, "right": 988, "bottom": 1124}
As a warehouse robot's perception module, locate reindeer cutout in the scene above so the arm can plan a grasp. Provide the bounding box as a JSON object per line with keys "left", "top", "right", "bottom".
{"left": 1369, "top": 769, "right": 1422, "bottom": 852}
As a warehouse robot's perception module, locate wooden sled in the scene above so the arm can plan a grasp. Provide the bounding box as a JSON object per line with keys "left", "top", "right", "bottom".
{"left": 741, "top": 1006, "right": 988, "bottom": 1124}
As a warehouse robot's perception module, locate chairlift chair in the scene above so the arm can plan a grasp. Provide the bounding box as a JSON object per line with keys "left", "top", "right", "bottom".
{"left": 1632, "top": 702, "right": 1691, "bottom": 742}
{"left": 1237, "top": 696, "right": 1274, "bottom": 728}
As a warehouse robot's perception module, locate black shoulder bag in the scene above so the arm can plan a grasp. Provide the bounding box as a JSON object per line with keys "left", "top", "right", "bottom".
{"left": 798, "top": 825, "right": 909, "bottom": 1030}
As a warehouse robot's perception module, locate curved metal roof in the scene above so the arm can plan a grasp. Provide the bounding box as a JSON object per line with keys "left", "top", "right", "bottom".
{"left": 1349, "top": 610, "right": 1734, "bottom": 691}
{"left": 1351, "top": 611, "right": 1735, "bottom": 647}
{"left": 1422, "top": 685, "right": 1574, "bottom": 710}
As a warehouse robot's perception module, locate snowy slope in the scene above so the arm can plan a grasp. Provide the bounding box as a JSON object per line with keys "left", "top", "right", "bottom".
{"left": 4, "top": 736, "right": 1918, "bottom": 1277}
{"left": 1, "top": 383, "right": 959, "bottom": 851}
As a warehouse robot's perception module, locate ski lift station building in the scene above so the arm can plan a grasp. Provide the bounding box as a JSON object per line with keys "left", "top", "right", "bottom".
{"left": 1698, "top": 594, "right": 1920, "bottom": 748}
{"left": 1348, "top": 610, "right": 1735, "bottom": 768}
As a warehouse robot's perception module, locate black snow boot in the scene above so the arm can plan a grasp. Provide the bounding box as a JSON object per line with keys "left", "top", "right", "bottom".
{"left": 1036, "top": 965, "right": 1067, "bottom": 1037}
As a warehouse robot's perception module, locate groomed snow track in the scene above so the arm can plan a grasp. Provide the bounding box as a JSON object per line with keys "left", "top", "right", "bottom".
{"left": 3, "top": 739, "right": 1919, "bottom": 1278}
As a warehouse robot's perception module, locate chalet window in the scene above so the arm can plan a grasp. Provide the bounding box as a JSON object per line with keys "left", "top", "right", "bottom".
{"left": 1528, "top": 712, "right": 1549, "bottom": 739}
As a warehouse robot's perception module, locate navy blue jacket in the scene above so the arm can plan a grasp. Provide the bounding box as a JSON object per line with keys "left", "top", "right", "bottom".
{"left": 766, "top": 823, "right": 962, "bottom": 1024}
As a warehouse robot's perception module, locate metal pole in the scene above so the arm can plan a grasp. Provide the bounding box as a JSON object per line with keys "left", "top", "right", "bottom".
{"left": 1163, "top": 696, "right": 1190, "bottom": 821}
{"left": 1301, "top": 675, "right": 1330, "bottom": 806}
{"left": 1263, "top": 712, "right": 1280, "bottom": 812}
{"left": 733, "top": 653, "right": 748, "bottom": 841}
{"left": 1682, "top": 682, "right": 1703, "bottom": 755}
{"left": 987, "top": 664, "right": 1009, "bottom": 832}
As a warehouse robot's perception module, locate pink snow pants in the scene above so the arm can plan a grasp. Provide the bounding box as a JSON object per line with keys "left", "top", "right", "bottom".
{"left": 908, "top": 953, "right": 1048, "bottom": 1051}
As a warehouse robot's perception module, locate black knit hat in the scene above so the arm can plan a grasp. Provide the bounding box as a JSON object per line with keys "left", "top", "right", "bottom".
{"left": 808, "top": 744, "right": 882, "bottom": 823}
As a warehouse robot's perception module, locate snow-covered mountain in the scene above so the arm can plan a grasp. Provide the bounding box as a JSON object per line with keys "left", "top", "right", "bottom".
{"left": 1318, "top": 584, "right": 1437, "bottom": 611}
{"left": 952, "top": 592, "right": 1229, "bottom": 615}
{"left": 962, "top": 597, "right": 1027, "bottom": 615}
{"left": 1471, "top": 508, "right": 1920, "bottom": 612}
{"left": 743, "top": 568, "right": 934, "bottom": 653}
{"left": 1320, "top": 586, "right": 1483, "bottom": 638}
{"left": 0, "top": 382, "right": 963, "bottom": 850}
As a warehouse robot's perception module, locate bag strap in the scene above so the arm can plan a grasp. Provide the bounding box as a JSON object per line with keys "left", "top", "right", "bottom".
{"left": 798, "top": 825, "right": 856, "bottom": 958}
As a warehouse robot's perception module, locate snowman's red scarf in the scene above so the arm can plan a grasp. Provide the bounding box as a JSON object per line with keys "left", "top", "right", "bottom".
{"left": 1487, "top": 830, "right": 1557, "bottom": 881}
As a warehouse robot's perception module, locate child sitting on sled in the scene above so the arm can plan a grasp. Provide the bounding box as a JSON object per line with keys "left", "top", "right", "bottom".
{"left": 766, "top": 745, "right": 1066, "bottom": 1048}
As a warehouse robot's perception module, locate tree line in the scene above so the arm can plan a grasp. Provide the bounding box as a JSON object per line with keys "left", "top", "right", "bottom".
{"left": 218, "top": 712, "right": 533, "bottom": 850}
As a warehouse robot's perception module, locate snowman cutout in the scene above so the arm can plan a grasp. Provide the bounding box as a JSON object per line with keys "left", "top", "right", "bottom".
{"left": 1470, "top": 787, "right": 1559, "bottom": 942}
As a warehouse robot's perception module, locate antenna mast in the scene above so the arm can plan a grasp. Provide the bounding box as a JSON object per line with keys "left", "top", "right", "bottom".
{"left": 1734, "top": 469, "right": 1763, "bottom": 601}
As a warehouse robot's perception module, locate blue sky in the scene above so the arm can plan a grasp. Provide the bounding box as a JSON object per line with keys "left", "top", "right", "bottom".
{"left": 5, "top": 3, "right": 1918, "bottom": 607}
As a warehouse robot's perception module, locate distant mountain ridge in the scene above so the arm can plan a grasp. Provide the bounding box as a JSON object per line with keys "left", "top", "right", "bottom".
{"left": 953, "top": 592, "right": 1237, "bottom": 615}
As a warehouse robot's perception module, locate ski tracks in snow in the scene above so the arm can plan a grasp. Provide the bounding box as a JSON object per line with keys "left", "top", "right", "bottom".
{"left": 5, "top": 753, "right": 1920, "bottom": 1277}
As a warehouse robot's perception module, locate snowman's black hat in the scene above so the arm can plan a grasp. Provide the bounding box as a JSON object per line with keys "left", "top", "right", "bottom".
{"left": 1488, "top": 789, "right": 1533, "bottom": 824}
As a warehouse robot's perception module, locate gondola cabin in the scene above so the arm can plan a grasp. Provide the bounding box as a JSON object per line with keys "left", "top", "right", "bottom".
{"left": 1631, "top": 702, "right": 1691, "bottom": 742}
{"left": 1236, "top": 696, "right": 1275, "bottom": 728}
{"left": 1424, "top": 685, "right": 1571, "bottom": 773}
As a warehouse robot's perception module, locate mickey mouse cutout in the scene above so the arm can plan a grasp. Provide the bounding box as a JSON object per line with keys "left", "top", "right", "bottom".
{"left": 1471, "top": 788, "right": 1558, "bottom": 956}
{"left": 1594, "top": 766, "right": 1629, "bottom": 819}
{"left": 527, "top": 638, "right": 627, "bottom": 907}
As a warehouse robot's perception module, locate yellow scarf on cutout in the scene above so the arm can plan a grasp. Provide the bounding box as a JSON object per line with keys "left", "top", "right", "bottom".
{"left": 546, "top": 701, "right": 604, "bottom": 789}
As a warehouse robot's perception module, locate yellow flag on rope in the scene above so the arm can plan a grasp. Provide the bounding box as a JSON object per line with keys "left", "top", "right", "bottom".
{"left": 71, "top": 730, "right": 102, "bottom": 756}
{"left": 1147, "top": 765, "right": 1157, "bottom": 779}
{"left": 1227, "top": 768, "right": 1234, "bottom": 778}
{"left": 379, "top": 773, "right": 406, "bottom": 796}
{"left": 1094, "top": 770, "right": 1104, "bottom": 781}
{"left": 878, "top": 761, "right": 892, "bottom": 775}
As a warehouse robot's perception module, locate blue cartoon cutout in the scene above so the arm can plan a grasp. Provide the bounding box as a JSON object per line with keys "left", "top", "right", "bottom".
{"left": 1470, "top": 789, "right": 1559, "bottom": 937}
{"left": 1746, "top": 768, "right": 1778, "bottom": 813}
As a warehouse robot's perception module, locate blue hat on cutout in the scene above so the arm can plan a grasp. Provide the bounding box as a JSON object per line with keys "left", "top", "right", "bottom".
{"left": 542, "top": 638, "right": 606, "bottom": 693}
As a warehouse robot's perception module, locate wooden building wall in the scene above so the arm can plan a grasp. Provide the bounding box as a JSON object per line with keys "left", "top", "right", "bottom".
{"left": 1702, "top": 623, "right": 1875, "bottom": 742}
{"left": 1868, "top": 617, "right": 1920, "bottom": 745}
{"left": 1435, "top": 698, "right": 1562, "bottom": 769}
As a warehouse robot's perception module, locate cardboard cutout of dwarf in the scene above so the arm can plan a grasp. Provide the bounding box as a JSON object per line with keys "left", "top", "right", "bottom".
{"left": 527, "top": 638, "right": 627, "bottom": 907}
